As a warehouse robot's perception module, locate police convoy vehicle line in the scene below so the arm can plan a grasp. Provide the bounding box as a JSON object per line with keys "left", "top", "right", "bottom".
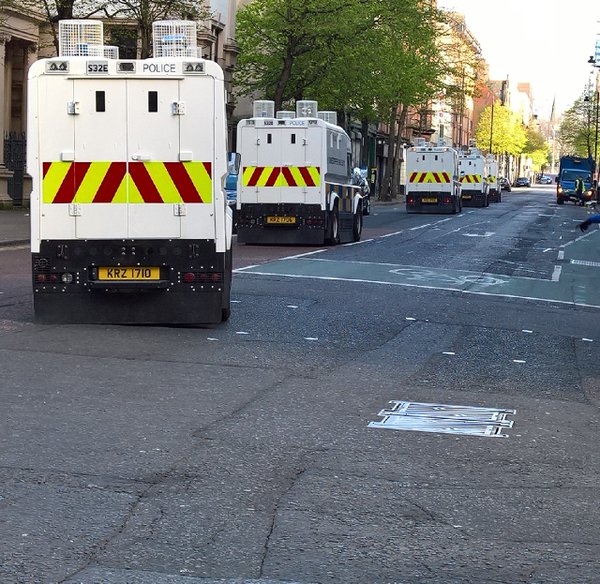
{"left": 485, "top": 154, "right": 501, "bottom": 203}
{"left": 28, "top": 19, "right": 236, "bottom": 325}
{"left": 458, "top": 145, "right": 490, "bottom": 207}
{"left": 235, "top": 100, "right": 366, "bottom": 245}
{"left": 405, "top": 138, "right": 462, "bottom": 214}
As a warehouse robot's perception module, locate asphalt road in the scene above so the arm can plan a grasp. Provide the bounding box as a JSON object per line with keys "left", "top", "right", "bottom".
{"left": 1, "top": 185, "right": 600, "bottom": 584}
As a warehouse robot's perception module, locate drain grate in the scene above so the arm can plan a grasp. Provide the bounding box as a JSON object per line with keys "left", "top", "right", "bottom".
{"left": 368, "top": 400, "right": 516, "bottom": 438}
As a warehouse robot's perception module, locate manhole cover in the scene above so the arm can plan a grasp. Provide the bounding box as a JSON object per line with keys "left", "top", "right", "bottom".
{"left": 368, "top": 400, "right": 516, "bottom": 438}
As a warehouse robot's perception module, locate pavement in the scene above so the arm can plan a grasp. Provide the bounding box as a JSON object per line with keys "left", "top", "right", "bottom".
{"left": 0, "top": 208, "right": 30, "bottom": 247}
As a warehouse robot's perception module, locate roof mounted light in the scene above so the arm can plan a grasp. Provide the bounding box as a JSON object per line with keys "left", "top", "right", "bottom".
{"left": 45, "top": 60, "right": 69, "bottom": 74}
{"left": 183, "top": 61, "right": 205, "bottom": 74}
{"left": 117, "top": 61, "right": 136, "bottom": 73}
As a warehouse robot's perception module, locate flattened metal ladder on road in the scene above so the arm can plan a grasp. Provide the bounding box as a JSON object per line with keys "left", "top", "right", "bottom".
{"left": 368, "top": 400, "right": 516, "bottom": 437}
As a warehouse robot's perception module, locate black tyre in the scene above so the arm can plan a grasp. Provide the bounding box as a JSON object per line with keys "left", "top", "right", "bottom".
{"left": 326, "top": 208, "right": 339, "bottom": 245}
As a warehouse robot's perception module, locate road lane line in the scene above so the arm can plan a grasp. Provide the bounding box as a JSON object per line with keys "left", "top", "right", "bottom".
{"left": 343, "top": 239, "right": 374, "bottom": 247}
{"left": 552, "top": 266, "right": 562, "bottom": 281}
{"left": 280, "top": 249, "right": 327, "bottom": 260}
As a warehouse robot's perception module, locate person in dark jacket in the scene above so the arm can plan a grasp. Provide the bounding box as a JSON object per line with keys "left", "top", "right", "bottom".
{"left": 578, "top": 214, "right": 600, "bottom": 232}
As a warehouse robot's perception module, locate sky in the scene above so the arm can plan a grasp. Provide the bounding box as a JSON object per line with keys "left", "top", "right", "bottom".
{"left": 437, "top": 0, "right": 600, "bottom": 118}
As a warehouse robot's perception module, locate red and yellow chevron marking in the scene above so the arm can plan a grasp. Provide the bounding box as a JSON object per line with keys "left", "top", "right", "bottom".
{"left": 459, "top": 174, "right": 482, "bottom": 184}
{"left": 486, "top": 175, "right": 496, "bottom": 183}
{"left": 242, "top": 166, "right": 320, "bottom": 187}
{"left": 42, "top": 161, "right": 212, "bottom": 204}
{"left": 408, "top": 172, "right": 451, "bottom": 184}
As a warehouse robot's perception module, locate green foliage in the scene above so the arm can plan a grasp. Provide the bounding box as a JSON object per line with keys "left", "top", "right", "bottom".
{"left": 528, "top": 148, "right": 549, "bottom": 171}
{"left": 235, "top": 0, "right": 362, "bottom": 110}
{"left": 475, "top": 104, "right": 527, "bottom": 156}
{"left": 235, "top": 0, "right": 445, "bottom": 122}
{"left": 558, "top": 93, "right": 597, "bottom": 158}
{"left": 523, "top": 127, "right": 547, "bottom": 153}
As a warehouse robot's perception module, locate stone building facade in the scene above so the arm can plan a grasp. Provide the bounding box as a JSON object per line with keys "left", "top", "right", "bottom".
{"left": 0, "top": 7, "right": 45, "bottom": 206}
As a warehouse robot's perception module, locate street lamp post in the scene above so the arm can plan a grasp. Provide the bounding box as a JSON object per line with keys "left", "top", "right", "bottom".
{"left": 489, "top": 97, "right": 494, "bottom": 153}
{"left": 588, "top": 51, "right": 599, "bottom": 200}
{"left": 593, "top": 89, "right": 600, "bottom": 203}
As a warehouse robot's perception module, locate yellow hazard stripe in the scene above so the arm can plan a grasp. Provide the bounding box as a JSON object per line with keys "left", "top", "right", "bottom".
{"left": 42, "top": 162, "right": 71, "bottom": 203}
{"left": 184, "top": 162, "right": 212, "bottom": 203}
{"left": 242, "top": 166, "right": 256, "bottom": 187}
{"left": 144, "top": 162, "right": 181, "bottom": 204}
{"left": 41, "top": 161, "right": 211, "bottom": 204}
{"left": 307, "top": 166, "right": 321, "bottom": 186}
{"left": 243, "top": 166, "right": 321, "bottom": 187}
{"left": 75, "top": 161, "right": 111, "bottom": 203}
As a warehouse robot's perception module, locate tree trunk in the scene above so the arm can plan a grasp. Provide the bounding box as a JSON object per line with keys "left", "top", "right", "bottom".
{"left": 361, "top": 119, "right": 369, "bottom": 168}
{"left": 381, "top": 111, "right": 397, "bottom": 201}
{"left": 391, "top": 105, "right": 408, "bottom": 199}
{"left": 274, "top": 49, "right": 295, "bottom": 111}
{"left": 49, "top": 0, "right": 76, "bottom": 53}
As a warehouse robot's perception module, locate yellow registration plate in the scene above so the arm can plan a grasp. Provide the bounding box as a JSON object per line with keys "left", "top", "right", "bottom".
{"left": 462, "top": 195, "right": 472, "bottom": 200}
{"left": 422, "top": 197, "right": 438, "bottom": 203}
{"left": 98, "top": 267, "right": 160, "bottom": 281}
{"left": 266, "top": 216, "right": 297, "bottom": 225}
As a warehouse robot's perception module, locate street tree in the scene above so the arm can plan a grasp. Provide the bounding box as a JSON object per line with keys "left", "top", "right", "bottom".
{"left": 235, "top": 0, "right": 370, "bottom": 112}
{"left": 235, "top": 0, "right": 446, "bottom": 193}
{"left": 475, "top": 104, "right": 527, "bottom": 176}
{"left": 315, "top": 0, "right": 446, "bottom": 180}
{"left": 523, "top": 127, "right": 550, "bottom": 172}
{"left": 475, "top": 105, "right": 527, "bottom": 155}
{"left": 373, "top": 0, "right": 446, "bottom": 199}
{"left": 558, "top": 93, "right": 596, "bottom": 158}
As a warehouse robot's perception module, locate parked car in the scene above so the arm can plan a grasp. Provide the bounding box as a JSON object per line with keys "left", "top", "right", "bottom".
{"left": 514, "top": 177, "right": 531, "bottom": 188}
{"left": 499, "top": 177, "right": 512, "bottom": 192}
{"left": 538, "top": 175, "right": 553, "bottom": 184}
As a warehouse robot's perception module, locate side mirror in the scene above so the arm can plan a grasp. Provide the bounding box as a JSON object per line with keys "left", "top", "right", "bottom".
{"left": 554, "top": 177, "right": 558, "bottom": 183}
{"left": 228, "top": 152, "right": 241, "bottom": 175}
